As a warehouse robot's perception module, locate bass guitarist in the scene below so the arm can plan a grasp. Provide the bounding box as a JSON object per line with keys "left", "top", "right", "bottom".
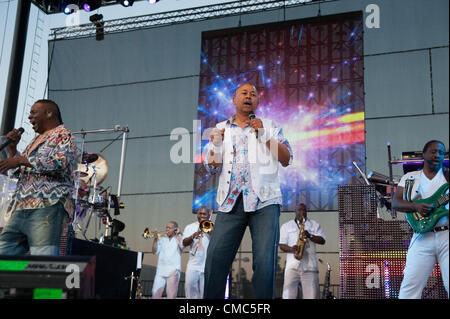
{"left": 392, "top": 140, "right": 449, "bottom": 298}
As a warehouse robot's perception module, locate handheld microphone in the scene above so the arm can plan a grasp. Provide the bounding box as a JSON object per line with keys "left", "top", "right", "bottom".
{"left": 248, "top": 111, "right": 258, "bottom": 138}
{"left": 0, "top": 127, "right": 24, "bottom": 151}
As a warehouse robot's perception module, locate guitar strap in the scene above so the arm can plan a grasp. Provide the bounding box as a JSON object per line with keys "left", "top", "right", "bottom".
{"left": 404, "top": 175, "right": 419, "bottom": 202}
{"left": 404, "top": 168, "right": 448, "bottom": 202}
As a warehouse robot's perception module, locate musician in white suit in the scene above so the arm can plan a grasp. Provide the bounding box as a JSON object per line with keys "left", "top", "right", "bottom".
{"left": 181, "top": 206, "right": 212, "bottom": 299}
{"left": 392, "top": 140, "right": 449, "bottom": 298}
{"left": 279, "top": 203, "right": 326, "bottom": 299}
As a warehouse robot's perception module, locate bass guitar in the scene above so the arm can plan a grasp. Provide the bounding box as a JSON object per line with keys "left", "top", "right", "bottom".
{"left": 406, "top": 183, "right": 449, "bottom": 233}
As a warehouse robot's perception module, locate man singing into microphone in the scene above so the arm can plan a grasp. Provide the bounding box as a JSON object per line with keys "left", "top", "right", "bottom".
{"left": 203, "top": 83, "right": 292, "bottom": 298}
{"left": 0, "top": 99, "right": 77, "bottom": 256}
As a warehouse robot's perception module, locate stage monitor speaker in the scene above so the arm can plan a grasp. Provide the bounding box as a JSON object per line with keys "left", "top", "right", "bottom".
{"left": 0, "top": 255, "right": 95, "bottom": 299}
{"left": 69, "top": 237, "right": 139, "bottom": 299}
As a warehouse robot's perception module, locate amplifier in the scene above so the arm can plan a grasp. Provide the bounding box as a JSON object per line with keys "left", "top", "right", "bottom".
{"left": 0, "top": 255, "right": 95, "bottom": 299}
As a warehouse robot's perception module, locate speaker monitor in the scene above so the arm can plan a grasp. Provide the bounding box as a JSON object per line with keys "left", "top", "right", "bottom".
{"left": 0, "top": 255, "right": 95, "bottom": 299}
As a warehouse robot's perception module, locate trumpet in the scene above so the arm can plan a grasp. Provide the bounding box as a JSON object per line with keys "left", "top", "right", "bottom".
{"left": 142, "top": 228, "right": 166, "bottom": 239}
{"left": 199, "top": 219, "right": 214, "bottom": 233}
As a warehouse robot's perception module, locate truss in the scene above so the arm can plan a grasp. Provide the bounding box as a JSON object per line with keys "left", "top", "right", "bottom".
{"left": 49, "top": 0, "right": 332, "bottom": 40}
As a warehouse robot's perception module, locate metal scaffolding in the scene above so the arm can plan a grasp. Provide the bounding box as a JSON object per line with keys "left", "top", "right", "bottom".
{"left": 49, "top": 0, "right": 328, "bottom": 40}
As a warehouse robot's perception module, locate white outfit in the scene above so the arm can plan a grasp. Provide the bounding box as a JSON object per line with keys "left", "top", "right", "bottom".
{"left": 211, "top": 118, "right": 285, "bottom": 206}
{"left": 398, "top": 168, "right": 449, "bottom": 299}
{"left": 152, "top": 236, "right": 182, "bottom": 299}
{"left": 182, "top": 221, "right": 210, "bottom": 299}
{"left": 279, "top": 218, "right": 326, "bottom": 299}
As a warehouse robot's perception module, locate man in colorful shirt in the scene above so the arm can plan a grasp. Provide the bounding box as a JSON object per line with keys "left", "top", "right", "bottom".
{"left": 203, "top": 83, "right": 293, "bottom": 299}
{"left": 0, "top": 99, "right": 77, "bottom": 256}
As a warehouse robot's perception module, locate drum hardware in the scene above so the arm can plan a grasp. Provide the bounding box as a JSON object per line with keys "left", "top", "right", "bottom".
{"left": 74, "top": 161, "right": 123, "bottom": 242}
{"left": 80, "top": 163, "right": 100, "bottom": 241}
{"left": 74, "top": 171, "right": 89, "bottom": 178}
{"left": 352, "top": 161, "right": 370, "bottom": 186}
{"left": 367, "top": 171, "right": 398, "bottom": 186}
{"left": 352, "top": 153, "right": 399, "bottom": 220}
{"left": 82, "top": 152, "right": 100, "bottom": 164}
{"left": 71, "top": 126, "right": 129, "bottom": 239}
{"left": 72, "top": 126, "right": 129, "bottom": 198}
{"left": 77, "top": 153, "right": 109, "bottom": 188}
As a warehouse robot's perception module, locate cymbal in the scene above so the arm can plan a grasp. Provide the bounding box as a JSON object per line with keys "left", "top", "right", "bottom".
{"left": 76, "top": 153, "right": 108, "bottom": 187}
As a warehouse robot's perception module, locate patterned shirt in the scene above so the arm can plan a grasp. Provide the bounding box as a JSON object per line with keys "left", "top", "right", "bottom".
{"left": 6, "top": 124, "right": 78, "bottom": 219}
{"left": 206, "top": 116, "right": 293, "bottom": 212}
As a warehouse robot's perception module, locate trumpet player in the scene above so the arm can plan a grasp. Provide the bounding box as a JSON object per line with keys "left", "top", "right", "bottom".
{"left": 181, "top": 206, "right": 213, "bottom": 299}
{"left": 279, "top": 203, "right": 326, "bottom": 299}
{"left": 151, "top": 221, "right": 182, "bottom": 299}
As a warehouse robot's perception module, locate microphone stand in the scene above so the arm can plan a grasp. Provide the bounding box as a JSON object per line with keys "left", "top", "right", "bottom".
{"left": 387, "top": 142, "right": 397, "bottom": 219}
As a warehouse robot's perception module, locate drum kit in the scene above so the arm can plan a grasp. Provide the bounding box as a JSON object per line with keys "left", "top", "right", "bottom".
{"left": 72, "top": 125, "right": 129, "bottom": 244}
{"left": 73, "top": 151, "right": 117, "bottom": 241}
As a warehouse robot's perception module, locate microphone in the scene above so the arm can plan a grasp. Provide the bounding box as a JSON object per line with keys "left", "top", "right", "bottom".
{"left": 0, "top": 127, "right": 24, "bottom": 151}
{"left": 248, "top": 110, "right": 258, "bottom": 138}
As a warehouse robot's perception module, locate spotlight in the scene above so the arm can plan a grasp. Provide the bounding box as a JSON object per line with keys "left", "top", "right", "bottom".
{"left": 63, "top": 2, "right": 78, "bottom": 15}
{"left": 82, "top": 0, "right": 101, "bottom": 12}
{"left": 119, "top": 0, "right": 134, "bottom": 7}
{"left": 148, "top": 0, "right": 160, "bottom": 3}
{"left": 63, "top": 6, "right": 73, "bottom": 14}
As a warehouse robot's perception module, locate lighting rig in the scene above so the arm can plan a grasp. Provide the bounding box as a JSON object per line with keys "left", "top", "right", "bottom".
{"left": 30, "top": 0, "right": 160, "bottom": 15}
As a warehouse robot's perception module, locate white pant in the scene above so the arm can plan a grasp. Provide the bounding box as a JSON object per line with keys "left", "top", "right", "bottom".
{"left": 282, "top": 265, "right": 320, "bottom": 299}
{"left": 399, "top": 230, "right": 449, "bottom": 299}
{"left": 152, "top": 270, "right": 180, "bottom": 299}
{"left": 185, "top": 268, "right": 205, "bottom": 299}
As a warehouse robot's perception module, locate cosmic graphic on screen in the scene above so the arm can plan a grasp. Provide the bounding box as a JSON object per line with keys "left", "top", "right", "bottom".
{"left": 193, "top": 13, "right": 365, "bottom": 212}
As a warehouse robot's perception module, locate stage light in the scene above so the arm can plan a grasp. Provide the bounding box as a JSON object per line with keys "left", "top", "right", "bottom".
{"left": 119, "top": 0, "right": 134, "bottom": 7}
{"left": 89, "top": 13, "right": 103, "bottom": 23}
{"left": 148, "top": 0, "right": 160, "bottom": 3}
{"left": 82, "top": 0, "right": 101, "bottom": 12}
{"left": 63, "top": 6, "right": 72, "bottom": 14}
{"left": 89, "top": 14, "right": 104, "bottom": 41}
{"left": 63, "top": 2, "right": 78, "bottom": 15}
